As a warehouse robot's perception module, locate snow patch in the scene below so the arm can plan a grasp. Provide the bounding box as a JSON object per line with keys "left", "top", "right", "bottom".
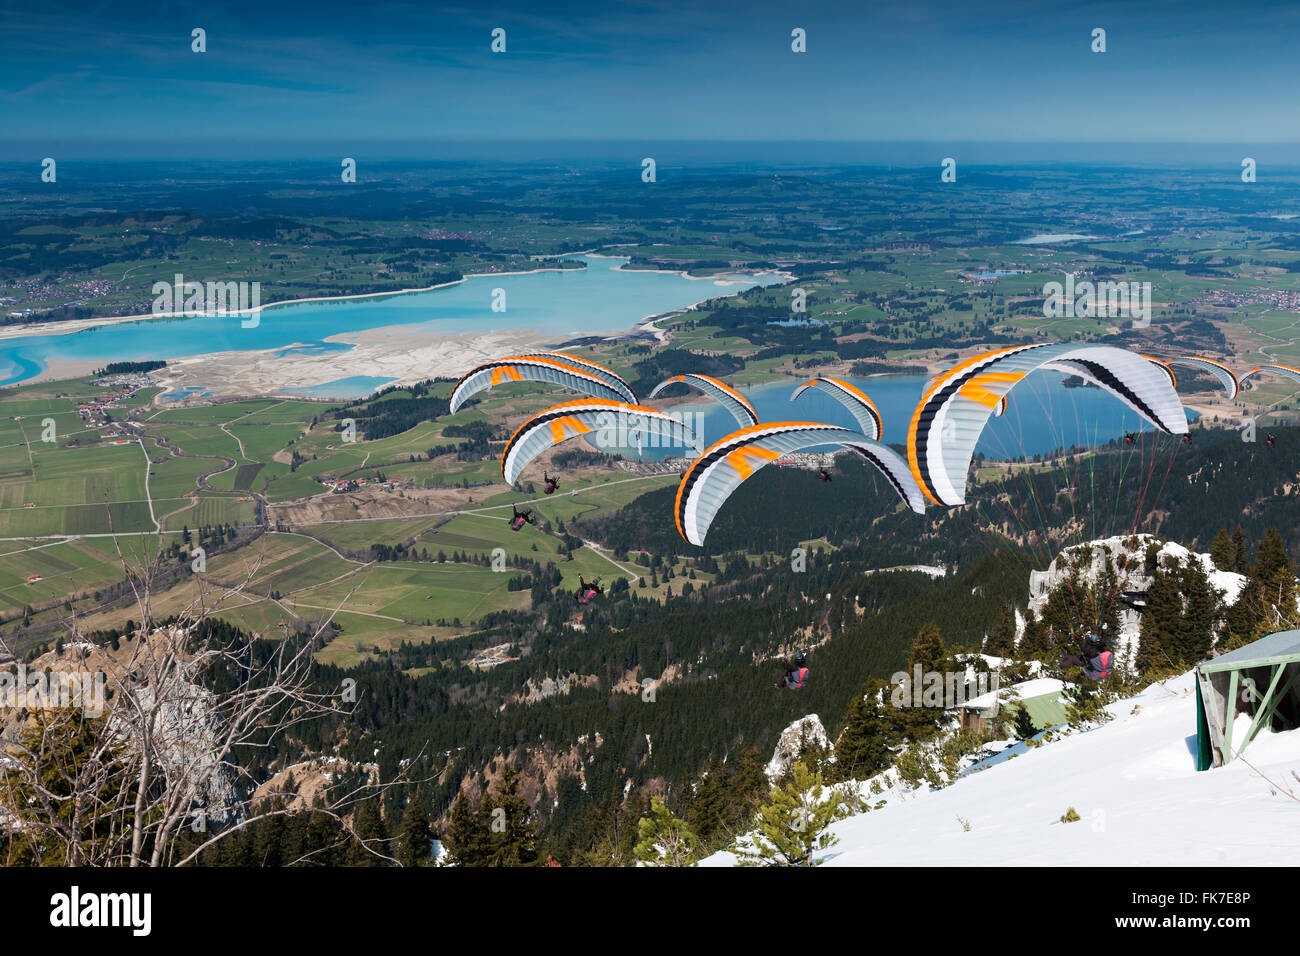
{"left": 707, "top": 670, "right": 1300, "bottom": 866}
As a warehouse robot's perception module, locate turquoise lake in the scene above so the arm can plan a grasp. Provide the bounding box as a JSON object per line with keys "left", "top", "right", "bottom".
{"left": 0, "top": 251, "right": 1194, "bottom": 459}
{"left": 0, "top": 256, "right": 786, "bottom": 387}
{"left": 281, "top": 376, "right": 399, "bottom": 399}
{"left": 640, "top": 372, "right": 1194, "bottom": 461}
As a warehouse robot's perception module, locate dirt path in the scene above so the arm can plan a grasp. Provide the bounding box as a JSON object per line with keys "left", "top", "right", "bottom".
{"left": 219, "top": 422, "right": 247, "bottom": 460}
{"left": 138, "top": 438, "right": 159, "bottom": 532}
{"left": 273, "top": 529, "right": 356, "bottom": 562}
{"left": 287, "top": 601, "right": 403, "bottom": 623}
{"left": 16, "top": 421, "right": 36, "bottom": 480}
{"left": 578, "top": 538, "right": 639, "bottom": 582}
{"left": 155, "top": 496, "right": 198, "bottom": 527}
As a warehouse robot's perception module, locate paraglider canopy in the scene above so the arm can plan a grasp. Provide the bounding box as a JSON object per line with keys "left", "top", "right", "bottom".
{"left": 647, "top": 373, "right": 759, "bottom": 428}
{"left": 907, "top": 343, "right": 1188, "bottom": 507}
{"left": 450, "top": 355, "right": 635, "bottom": 413}
{"left": 502, "top": 398, "right": 698, "bottom": 485}
{"left": 674, "top": 421, "right": 925, "bottom": 546}
{"left": 520, "top": 351, "right": 638, "bottom": 404}
{"left": 790, "top": 377, "right": 883, "bottom": 440}
{"left": 1156, "top": 356, "right": 1240, "bottom": 400}
{"left": 1239, "top": 363, "right": 1300, "bottom": 392}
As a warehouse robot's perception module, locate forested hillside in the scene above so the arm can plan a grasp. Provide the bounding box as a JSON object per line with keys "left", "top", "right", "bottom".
{"left": 579, "top": 425, "right": 1300, "bottom": 563}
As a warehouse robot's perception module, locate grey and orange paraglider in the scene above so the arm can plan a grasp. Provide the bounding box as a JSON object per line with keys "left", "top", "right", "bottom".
{"left": 906, "top": 343, "right": 1187, "bottom": 507}
{"left": 674, "top": 421, "right": 926, "bottom": 546}
{"left": 502, "top": 398, "right": 698, "bottom": 485}
{"left": 647, "top": 372, "right": 759, "bottom": 428}
{"left": 449, "top": 353, "right": 637, "bottom": 413}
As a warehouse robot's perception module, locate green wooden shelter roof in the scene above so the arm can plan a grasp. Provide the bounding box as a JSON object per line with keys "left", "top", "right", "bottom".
{"left": 1199, "top": 629, "right": 1300, "bottom": 673}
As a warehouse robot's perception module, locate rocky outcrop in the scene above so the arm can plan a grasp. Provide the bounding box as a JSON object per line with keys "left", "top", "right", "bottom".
{"left": 502, "top": 672, "right": 601, "bottom": 708}
{"left": 765, "top": 714, "right": 829, "bottom": 782}
{"left": 252, "top": 756, "right": 379, "bottom": 812}
{"left": 1025, "top": 534, "right": 1247, "bottom": 664}
{"left": 2, "top": 628, "right": 246, "bottom": 829}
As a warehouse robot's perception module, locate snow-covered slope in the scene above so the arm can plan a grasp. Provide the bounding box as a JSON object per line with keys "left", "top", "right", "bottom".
{"left": 705, "top": 671, "right": 1300, "bottom": 866}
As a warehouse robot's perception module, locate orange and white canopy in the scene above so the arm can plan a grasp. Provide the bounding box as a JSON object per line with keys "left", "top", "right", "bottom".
{"left": 648, "top": 373, "right": 758, "bottom": 428}
{"left": 502, "top": 398, "right": 697, "bottom": 484}
{"left": 674, "top": 422, "right": 925, "bottom": 546}
{"left": 450, "top": 354, "right": 634, "bottom": 413}
{"left": 907, "top": 344, "right": 1187, "bottom": 507}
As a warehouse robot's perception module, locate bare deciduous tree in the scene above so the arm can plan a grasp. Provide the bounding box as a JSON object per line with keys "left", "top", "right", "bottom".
{"left": 2, "top": 528, "right": 424, "bottom": 866}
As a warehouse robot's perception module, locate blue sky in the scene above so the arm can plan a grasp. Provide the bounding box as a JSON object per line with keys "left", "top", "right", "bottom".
{"left": 4, "top": 0, "right": 1300, "bottom": 156}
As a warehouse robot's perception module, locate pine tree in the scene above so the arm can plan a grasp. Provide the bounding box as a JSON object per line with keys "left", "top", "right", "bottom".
{"left": 1173, "top": 558, "right": 1221, "bottom": 664}
{"left": 1231, "top": 526, "right": 1248, "bottom": 574}
{"left": 726, "top": 747, "right": 770, "bottom": 834}
{"left": 983, "top": 603, "right": 1017, "bottom": 657}
{"left": 634, "top": 797, "right": 701, "bottom": 866}
{"left": 892, "top": 621, "right": 951, "bottom": 741}
{"left": 831, "top": 680, "right": 894, "bottom": 783}
{"left": 612, "top": 791, "right": 648, "bottom": 864}
{"left": 735, "top": 761, "right": 841, "bottom": 867}
{"left": 1062, "top": 674, "right": 1115, "bottom": 728}
{"left": 279, "top": 809, "right": 310, "bottom": 866}
{"left": 1252, "top": 528, "right": 1298, "bottom": 630}
{"left": 1137, "top": 560, "right": 1182, "bottom": 674}
{"left": 303, "top": 806, "right": 344, "bottom": 866}
{"left": 252, "top": 800, "right": 288, "bottom": 867}
{"left": 483, "top": 765, "right": 538, "bottom": 866}
{"left": 1012, "top": 702, "right": 1038, "bottom": 740}
{"left": 348, "top": 798, "right": 390, "bottom": 866}
{"left": 395, "top": 797, "right": 432, "bottom": 867}
{"left": 1226, "top": 527, "right": 1299, "bottom": 648}
{"left": 1210, "top": 527, "right": 1235, "bottom": 570}
{"left": 443, "top": 791, "right": 486, "bottom": 867}
{"left": 1094, "top": 558, "right": 1125, "bottom": 637}
{"left": 1041, "top": 567, "right": 1085, "bottom": 638}
{"left": 1017, "top": 609, "right": 1053, "bottom": 663}
{"left": 687, "top": 756, "right": 730, "bottom": 846}
{"left": 909, "top": 620, "right": 947, "bottom": 673}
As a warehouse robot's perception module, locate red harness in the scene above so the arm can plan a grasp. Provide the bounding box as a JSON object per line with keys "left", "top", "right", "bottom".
{"left": 1097, "top": 650, "right": 1112, "bottom": 677}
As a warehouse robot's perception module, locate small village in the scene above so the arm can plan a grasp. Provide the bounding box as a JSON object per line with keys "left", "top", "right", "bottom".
{"left": 1193, "top": 285, "right": 1300, "bottom": 313}
{"left": 318, "top": 475, "right": 409, "bottom": 494}
{"left": 75, "top": 372, "right": 156, "bottom": 430}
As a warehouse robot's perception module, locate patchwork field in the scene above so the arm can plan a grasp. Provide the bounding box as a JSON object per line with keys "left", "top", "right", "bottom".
{"left": 0, "top": 374, "right": 684, "bottom": 661}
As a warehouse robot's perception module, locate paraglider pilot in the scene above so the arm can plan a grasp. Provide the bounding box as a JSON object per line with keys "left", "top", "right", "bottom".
{"left": 775, "top": 652, "right": 809, "bottom": 690}
{"left": 1060, "top": 630, "right": 1113, "bottom": 681}
{"left": 575, "top": 576, "right": 604, "bottom": 605}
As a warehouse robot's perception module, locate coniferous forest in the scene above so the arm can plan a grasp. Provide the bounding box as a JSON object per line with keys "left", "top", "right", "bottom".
{"left": 125, "top": 426, "right": 1300, "bottom": 865}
